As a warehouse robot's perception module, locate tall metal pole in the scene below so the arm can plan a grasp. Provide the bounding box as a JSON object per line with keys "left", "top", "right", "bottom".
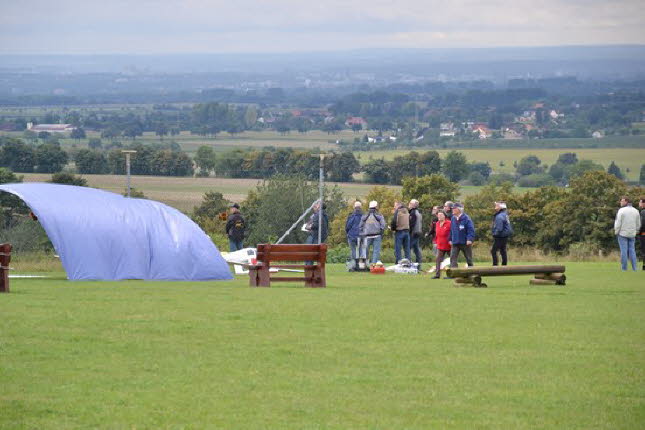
{"left": 126, "top": 153, "right": 131, "bottom": 197}
{"left": 122, "top": 150, "right": 136, "bottom": 198}
{"left": 318, "top": 153, "right": 324, "bottom": 244}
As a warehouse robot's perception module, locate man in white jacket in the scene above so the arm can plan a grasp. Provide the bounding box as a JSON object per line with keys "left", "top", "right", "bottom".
{"left": 614, "top": 196, "right": 641, "bottom": 271}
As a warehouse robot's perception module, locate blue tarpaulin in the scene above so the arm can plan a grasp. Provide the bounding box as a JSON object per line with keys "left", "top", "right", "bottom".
{"left": 0, "top": 183, "right": 233, "bottom": 281}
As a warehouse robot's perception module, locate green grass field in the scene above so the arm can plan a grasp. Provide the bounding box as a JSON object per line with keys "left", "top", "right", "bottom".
{"left": 356, "top": 148, "right": 645, "bottom": 181}
{"left": 2, "top": 263, "right": 643, "bottom": 429}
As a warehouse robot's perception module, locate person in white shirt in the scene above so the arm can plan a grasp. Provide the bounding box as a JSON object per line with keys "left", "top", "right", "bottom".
{"left": 614, "top": 196, "right": 642, "bottom": 271}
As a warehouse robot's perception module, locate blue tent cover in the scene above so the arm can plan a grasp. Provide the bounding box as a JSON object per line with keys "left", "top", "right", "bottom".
{"left": 0, "top": 183, "right": 232, "bottom": 281}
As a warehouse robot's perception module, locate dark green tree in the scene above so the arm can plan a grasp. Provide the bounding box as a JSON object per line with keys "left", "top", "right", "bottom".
{"left": 194, "top": 146, "right": 217, "bottom": 176}
{"left": 515, "top": 155, "right": 544, "bottom": 176}
{"left": 35, "top": 144, "right": 68, "bottom": 173}
{"left": 326, "top": 152, "right": 360, "bottom": 182}
{"left": 362, "top": 159, "right": 391, "bottom": 184}
{"left": 75, "top": 149, "right": 109, "bottom": 174}
{"left": 442, "top": 151, "right": 469, "bottom": 182}
{"left": 0, "top": 138, "right": 36, "bottom": 172}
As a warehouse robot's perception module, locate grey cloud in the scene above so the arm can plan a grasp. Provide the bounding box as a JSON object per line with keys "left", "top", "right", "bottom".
{"left": 0, "top": 0, "right": 643, "bottom": 53}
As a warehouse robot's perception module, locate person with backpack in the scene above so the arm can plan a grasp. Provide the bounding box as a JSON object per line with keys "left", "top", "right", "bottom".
{"left": 225, "top": 203, "right": 246, "bottom": 251}
{"left": 359, "top": 200, "right": 386, "bottom": 264}
{"left": 491, "top": 201, "right": 513, "bottom": 266}
{"left": 390, "top": 201, "right": 411, "bottom": 264}
{"left": 408, "top": 199, "right": 423, "bottom": 268}
{"left": 345, "top": 201, "right": 364, "bottom": 267}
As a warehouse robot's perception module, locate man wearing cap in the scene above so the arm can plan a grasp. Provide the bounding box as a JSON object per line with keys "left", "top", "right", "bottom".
{"left": 345, "top": 201, "right": 364, "bottom": 267}
{"left": 491, "top": 201, "right": 512, "bottom": 266}
{"left": 359, "top": 200, "right": 386, "bottom": 264}
{"left": 448, "top": 202, "right": 476, "bottom": 271}
{"left": 225, "top": 203, "right": 246, "bottom": 251}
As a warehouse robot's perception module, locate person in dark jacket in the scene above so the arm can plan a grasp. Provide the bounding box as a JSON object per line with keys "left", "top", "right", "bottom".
{"left": 640, "top": 198, "right": 645, "bottom": 270}
{"left": 448, "top": 202, "right": 475, "bottom": 270}
{"left": 306, "top": 201, "right": 328, "bottom": 244}
{"left": 408, "top": 199, "right": 423, "bottom": 268}
{"left": 225, "top": 203, "right": 246, "bottom": 251}
{"left": 491, "top": 201, "right": 512, "bottom": 266}
{"left": 390, "top": 201, "right": 411, "bottom": 263}
{"left": 305, "top": 201, "right": 329, "bottom": 265}
{"left": 426, "top": 206, "right": 440, "bottom": 257}
{"left": 345, "top": 201, "right": 363, "bottom": 263}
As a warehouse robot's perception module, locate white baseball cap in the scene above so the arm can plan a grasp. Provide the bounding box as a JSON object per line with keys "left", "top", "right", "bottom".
{"left": 369, "top": 200, "right": 378, "bottom": 209}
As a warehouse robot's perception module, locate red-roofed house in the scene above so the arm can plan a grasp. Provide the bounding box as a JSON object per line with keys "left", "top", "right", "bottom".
{"left": 345, "top": 117, "right": 368, "bottom": 128}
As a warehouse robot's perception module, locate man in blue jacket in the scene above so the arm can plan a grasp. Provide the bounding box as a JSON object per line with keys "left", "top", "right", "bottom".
{"left": 491, "top": 201, "right": 512, "bottom": 266}
{"left": 345, "top": 201, "right": 363, "bottom": 267}
{"left": 448, "top": 202, "right": 476, "bottom": 270}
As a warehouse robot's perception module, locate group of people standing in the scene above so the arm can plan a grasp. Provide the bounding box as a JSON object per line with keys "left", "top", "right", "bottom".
{"left": 345, "top": 199, "right": 513, "bottom": 275}
{"left": 225, "top": 195, "right": 644, "bottom": 273}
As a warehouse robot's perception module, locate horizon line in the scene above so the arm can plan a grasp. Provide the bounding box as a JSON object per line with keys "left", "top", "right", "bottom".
{"left": 2, "top": 43, "right": 644, "bottom": 57}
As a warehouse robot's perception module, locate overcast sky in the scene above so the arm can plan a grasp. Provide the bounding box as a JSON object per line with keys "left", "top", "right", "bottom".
{"left": 1, "top": 0, "right": 644, "bottom": 54}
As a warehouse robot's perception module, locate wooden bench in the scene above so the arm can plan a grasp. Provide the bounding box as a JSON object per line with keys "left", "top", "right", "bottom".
{"left": 445, "top": 265, "right": 566, "bottom": 288}
{"left": 0, "top": 243, "right": 12, "bottom": 293}
{"left": 249, "top": 244, "right": 327, "bottom": 288}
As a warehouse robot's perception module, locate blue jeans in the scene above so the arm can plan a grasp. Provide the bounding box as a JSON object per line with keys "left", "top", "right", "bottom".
{"left": 394, "top": 230, "right": 411, "bottom": 263}
{"left": 348, "top": 238, "right": 360, "bottom": 259}
{"left": 362, "top": 235, "right": 382, "bottom": 264}
{"left": 229, "top": 237, "right": 243, "bottom": 252}
{"left": 617, "top": 235, "right": 637, "bottom": 271}
{"left": 410, "top": 234, "right": 422, "bottom": 265}
{"left": 305, "top": 234, "right": 318, "bottom": 265}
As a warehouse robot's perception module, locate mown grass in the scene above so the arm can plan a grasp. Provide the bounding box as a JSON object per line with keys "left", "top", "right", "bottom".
{"left": 1, "top": 263, "right": 644, "bottom": 429}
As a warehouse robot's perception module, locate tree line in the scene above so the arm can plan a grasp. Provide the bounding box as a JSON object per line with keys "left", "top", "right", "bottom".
{"left": 0, "top": 137, "right": 194, "bottom": 177}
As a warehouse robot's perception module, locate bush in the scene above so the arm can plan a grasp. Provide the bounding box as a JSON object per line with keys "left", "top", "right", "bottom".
{"left": 517, "top": 174, "right": 554, "bottom": 187}
{"left": 468, "top": 171, "right": 486, "bottom": 186}
{"left": 487, "top": 173, "right": 515, "bottom": 185}
{"left": 0, "top": 219, "right": 53, "bottom": 253}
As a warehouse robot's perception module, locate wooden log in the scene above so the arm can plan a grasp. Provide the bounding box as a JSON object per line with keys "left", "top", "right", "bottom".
{"left": 529, "top": 278, "right": 557, "bottom": 285}
{"left": 453, "top": 275, "right": 486, "bottom": 288}
{"left": 534, "top": 272, "right": 564, "bottom": 280}
{"left": 446, "top": 265, "right": 565, "bottom": 278}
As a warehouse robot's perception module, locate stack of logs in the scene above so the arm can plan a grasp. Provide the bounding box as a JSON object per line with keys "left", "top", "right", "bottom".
{"left": 446, "top": 265, "right": 567, "bottom": 288}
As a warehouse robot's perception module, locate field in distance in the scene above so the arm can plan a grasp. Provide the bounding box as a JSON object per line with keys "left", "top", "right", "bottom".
{"left": 19, "top": 174, "right": 398, "bottom": 212}
{"left": 20, "top": 174, "right": 531, "bottom": 212}
{"left": 355, "top": 147, "right": 645, "bottom": 181}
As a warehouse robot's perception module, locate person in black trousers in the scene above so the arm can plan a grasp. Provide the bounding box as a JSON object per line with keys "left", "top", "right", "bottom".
{"left": 491, "top": 201, "right": 512, "bottom": 266}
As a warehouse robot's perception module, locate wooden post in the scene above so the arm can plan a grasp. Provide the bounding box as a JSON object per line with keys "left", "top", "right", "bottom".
{"left": 0, "top": 243, "right": 12, "bottom": 293}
